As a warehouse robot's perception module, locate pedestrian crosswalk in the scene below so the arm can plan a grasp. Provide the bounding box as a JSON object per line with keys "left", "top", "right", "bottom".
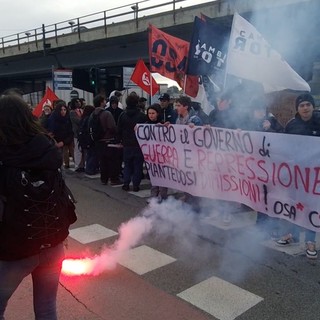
{"left": 68, "top": 223, "right": 264, "bottom": 320}
{"left": 66, "top": 172, "right": 319, "bottom": 319}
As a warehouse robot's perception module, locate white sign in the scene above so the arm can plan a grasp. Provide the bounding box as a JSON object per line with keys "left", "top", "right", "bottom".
{"left": 54, "top": 69, "right": 73, "bottom": 90}
{"left": 136, "top": 124, "right": 320, "bottom": 232}
{"left": 123, "top": 67, "right": 135, "bottom": 88}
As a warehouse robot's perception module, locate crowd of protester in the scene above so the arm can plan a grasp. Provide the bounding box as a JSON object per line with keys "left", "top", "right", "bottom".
{"left": 32, "top": 88, "right": 320, "bottom": 260}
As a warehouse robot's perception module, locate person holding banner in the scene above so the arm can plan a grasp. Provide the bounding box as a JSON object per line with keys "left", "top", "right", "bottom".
{"left": 276, "top": 93, "right": 319, "bottom": 259}
{"left": 175, "top": 95, "right": 202, "bottom": 212}
{"left": 158, "top": 93, "right": 177, "bottom": 124}
{"left": 208, "top": 91, "right": 245, "bottom": 224}
{"left": 208, "top": 90, "right": 243, "bottom": 130}
{"left": 245, "top": 97, "right": 284, "bottom": 238}
{"left": 145, "top": 103, "right": 169, "bottom": 202}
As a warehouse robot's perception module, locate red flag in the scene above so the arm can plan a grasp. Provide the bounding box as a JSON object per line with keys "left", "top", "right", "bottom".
{"left": 33, "top": 87, "right": 59, "bottom": 118}
{"left": 148, "top": 24, "right": 199, "bottom": 97}
{"left": 130, "top": 59, "right": 159, "bottom": 96}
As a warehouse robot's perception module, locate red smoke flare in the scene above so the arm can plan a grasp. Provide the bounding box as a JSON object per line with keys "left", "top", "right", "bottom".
{"left": 62, "top": 258, "right": 94, "bottom": 276}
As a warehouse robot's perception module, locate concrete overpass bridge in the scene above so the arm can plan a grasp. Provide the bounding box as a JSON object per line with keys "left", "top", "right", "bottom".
{"left": 0, "top": 0, "right": 319, "bottom": 96}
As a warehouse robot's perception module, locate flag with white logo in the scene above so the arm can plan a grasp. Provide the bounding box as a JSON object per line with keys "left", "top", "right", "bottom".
{"left": 226, "top": 13, "right": 310, "bottom": 92}
{"left": 33, "top": 87, "right": 59, "bottom": 118}
{"left": 187, "top": 16, "right": 230, "bottom": 107}
{"left": 187, "top": 16, "right": 230, "bottom": 78}
{"left": 130, "top": 59, "right": 159, "bottom": 96}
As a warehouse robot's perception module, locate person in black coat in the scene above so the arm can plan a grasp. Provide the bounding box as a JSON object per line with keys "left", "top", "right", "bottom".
{"left": 245, "top": 97, "right": 284, "bottom": 237}
{"left": 47, "top": 101, "right": 74, "bottom": 168}
{"left": 158, "top": 93, "right": 177, "bottom": 124}
{"left": 118, "top": 95, "right": 147, "bottom": 191}
{"left": 0, "top": 94, "right": 75, "bottom": 319}
{"left": 276, "top": 93, "right": 319, "bottom": 259}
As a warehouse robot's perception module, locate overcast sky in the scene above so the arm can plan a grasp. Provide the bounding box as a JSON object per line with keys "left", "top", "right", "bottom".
{"left": 0, "top": 0, "right": 212, "bottom": 35}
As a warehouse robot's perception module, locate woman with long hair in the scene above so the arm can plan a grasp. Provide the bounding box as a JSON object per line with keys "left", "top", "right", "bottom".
{"left": 0, "top": 94, "right": 76, "bottom": 319}
{"left": 47, "top": 101, "right": 74, "bottom": 168}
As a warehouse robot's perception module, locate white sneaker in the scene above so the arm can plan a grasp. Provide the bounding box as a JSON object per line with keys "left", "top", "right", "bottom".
{"left": 306, "top": 241, "right": 318, "bottom": 259}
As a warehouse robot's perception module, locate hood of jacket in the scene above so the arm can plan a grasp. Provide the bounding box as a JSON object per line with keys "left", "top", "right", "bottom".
{"left": 0, "top": 134, "right": 62, "bottom": 170}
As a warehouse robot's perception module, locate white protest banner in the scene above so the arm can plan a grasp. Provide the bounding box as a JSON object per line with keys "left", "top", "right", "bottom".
{"left": 136, "top": 124, "right": 320, "bottom": 232}
{"left": 226, "top": 13, "right": 310, "bottom": 93}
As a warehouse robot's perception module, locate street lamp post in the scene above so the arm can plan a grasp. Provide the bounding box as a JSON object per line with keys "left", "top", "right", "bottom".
{"left": 25, "top": 32, "right": 31, "bottom": 52}
{"left": 68, "top": 21, "right": 75, "bottom": 32}
{"left": 131, "top": 4, "right": 139, "bottom": 28}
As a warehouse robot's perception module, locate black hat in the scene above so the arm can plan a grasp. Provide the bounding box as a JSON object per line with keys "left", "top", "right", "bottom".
{"left": 159, "top": 93, "right": 170, "bottom": 101}
{"left": 109, "top": 95, "right": 119, "bottom": 103}
{"left": 139, "top": 97, "right": 147, "bottom": 102}
{"left": 295, "top": 93, "right": 315, "bottom": 110}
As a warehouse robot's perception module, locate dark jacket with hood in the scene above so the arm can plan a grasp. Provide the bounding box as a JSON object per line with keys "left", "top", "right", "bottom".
{"left": 0, "top": 134, "right": 73, "bottom": 260}
{"left": 159, "top": 104, "right": 177, "bottom": 124}
{"left": 285, "top": 111, "right": 320, "bottom": 136}
{"left": 93, "top": 107, "right": 117, "bottom": 142}
{"left": 47, "top": 109, "right": 74, "bottom": 144}
{"left": 117, "top": 105, "right": 147, "bottom": 147}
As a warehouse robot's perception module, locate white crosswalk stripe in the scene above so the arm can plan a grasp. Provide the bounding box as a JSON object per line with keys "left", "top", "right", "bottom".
{"left": 178, "top": 276, "right": 263, "bottom": 320}
{"left": 118, "top": 245, "right": 176, "bottom": 275}
{"left": 69, "top": 224, "right": 118, "bottom": 244}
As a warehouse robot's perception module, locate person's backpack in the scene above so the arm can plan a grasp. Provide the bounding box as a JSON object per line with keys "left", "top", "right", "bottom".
{"left": 88, "top": 109, "right": 105, "bottom": 142}
{"left": 0, "top": 166, "right": 77, "bottom": 260}
{"left": 77, "top": 116, "right": 94, "bottom": 149}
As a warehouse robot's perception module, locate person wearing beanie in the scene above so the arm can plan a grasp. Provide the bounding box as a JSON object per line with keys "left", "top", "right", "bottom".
{"left": 276, "top": 92, "right": 320, "bottom": 259}
{"left": 295, "top": 93, "right": 315, "bottom": 111}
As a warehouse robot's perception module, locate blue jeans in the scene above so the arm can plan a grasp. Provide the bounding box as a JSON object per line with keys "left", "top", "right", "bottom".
{"left": 123, "top": 146, "right": 144, "bottom": 187}
{"left": 85, "top": 145, "right": 99, "bottom": 175}
{"left": 0, "top": 243, "right": 64, "bottom": 320}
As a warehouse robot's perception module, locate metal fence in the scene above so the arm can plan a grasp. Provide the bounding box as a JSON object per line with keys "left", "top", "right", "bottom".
{"left": 0, "top": 0, "right": 205, "bottom": 54}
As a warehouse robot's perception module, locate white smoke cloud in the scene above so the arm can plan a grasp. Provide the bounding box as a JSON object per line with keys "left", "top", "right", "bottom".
{"left": 62, "top": 196, "right": 269, "bottom": 282}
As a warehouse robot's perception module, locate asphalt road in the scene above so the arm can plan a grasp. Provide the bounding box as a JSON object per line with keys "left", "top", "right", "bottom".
{"left": 4, "top": 171, "right": 320, "bottom": 320}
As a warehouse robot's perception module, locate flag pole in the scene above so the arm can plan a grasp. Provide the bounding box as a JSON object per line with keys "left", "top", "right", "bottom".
{"left": 183, "top": 74, "right": 187, "bottom": 95}
{"left": 224, "top": 12, "right": 237, "bottom": 91}
{"left": 52, "top": 65, "right": 55, "bottom": 93}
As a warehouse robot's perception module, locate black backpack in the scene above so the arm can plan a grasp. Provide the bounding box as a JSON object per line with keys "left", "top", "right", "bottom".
{"left": 88, "top": 109, "right": 105, "bottom": 142}
{"left": 0, "top": 166, "right": 77, "bottom": 260}
{"left": 77, "top": 116, "right": 94, "bottom": 149}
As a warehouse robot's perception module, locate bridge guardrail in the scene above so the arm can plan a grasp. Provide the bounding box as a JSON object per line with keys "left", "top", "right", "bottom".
{"left": 0, "top": 0, "right": 197, "bottom": 55}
